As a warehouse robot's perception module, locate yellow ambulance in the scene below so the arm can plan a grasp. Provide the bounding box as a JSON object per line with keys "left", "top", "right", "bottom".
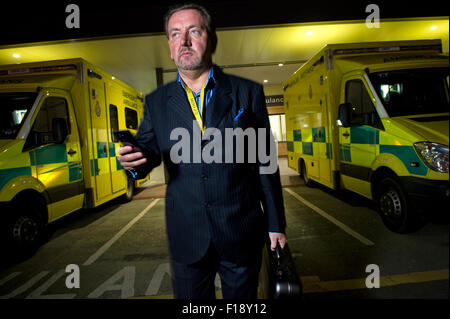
{"left": 283, "top": 40, "right": 449, "bottom": 233}
{"left": 0, "top": 58, "right": 148, "bottom": 255}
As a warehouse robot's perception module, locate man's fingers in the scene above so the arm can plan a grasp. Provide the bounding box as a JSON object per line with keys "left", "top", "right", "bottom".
{"left": 278, "top": 235, "right": 287, "bottom": 249}
{"left": 118, "top": 145, "right": 133, "bottom": 155}
{"left": 279, "top": 238, "right": 286, "bottom": 249}
{"left": 120, "top": 157, "right": 147, "bottom": 170}
{"left": 269, "top": 233, "right": 287, "bottom": 251}
{"left": 270, "top": 238, "right": 277, "bottom": 251}
{"left": 117, "top": 147, "right": 147, "bottom": 170}
{"left": 118, "top": 152, "right": 144, "bottom": 162}
{"left": 275, "top": 238, "right": 287, "bottom": 250}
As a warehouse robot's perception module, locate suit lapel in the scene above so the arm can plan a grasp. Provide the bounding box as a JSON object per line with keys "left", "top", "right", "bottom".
{"left": 166, "top": 82, "right": 196, "bottom": 130}
{"left": 204, "top": 67, "right": 233, "bottom": 130}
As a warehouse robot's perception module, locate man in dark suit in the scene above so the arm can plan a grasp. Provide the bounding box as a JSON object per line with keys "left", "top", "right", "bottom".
{"left": 118, "top": 3, "right": 287, "bottom": 299}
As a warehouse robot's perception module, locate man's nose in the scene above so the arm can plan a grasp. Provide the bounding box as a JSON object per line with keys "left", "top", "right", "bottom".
{"left": 181, "top": 31, "right": 191, "bottom": 46}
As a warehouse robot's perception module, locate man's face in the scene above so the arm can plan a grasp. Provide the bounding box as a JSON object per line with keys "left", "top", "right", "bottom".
{"left": 167, "top": 9, "right": 213, "bottom": 71}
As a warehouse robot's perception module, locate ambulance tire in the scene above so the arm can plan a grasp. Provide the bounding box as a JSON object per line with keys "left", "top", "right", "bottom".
{"left": 301, "top": 160, "right": 314, "bottom": 187}
{"left": 7, "top": 208, "right": 43, "bottom": 259}
{"left": 122, "top": 179, "right": 135, "bottom": 202}
{"left": 377, "top": 177, "right": 420, "bottom": 233}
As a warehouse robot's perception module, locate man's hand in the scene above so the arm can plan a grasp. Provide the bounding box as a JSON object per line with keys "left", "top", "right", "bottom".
{"left": 117, "top": 146, "right": 147, "bottom": 170}
{"left": 268, "top": 232, "right": 287, "bottom": 251}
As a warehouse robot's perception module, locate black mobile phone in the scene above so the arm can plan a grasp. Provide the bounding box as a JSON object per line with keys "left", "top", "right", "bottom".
{"left": 113, "top": 130, "right": 142, "bottom": 153}
{"left": 113, "top": 130, "right": 145, "bottom": 180}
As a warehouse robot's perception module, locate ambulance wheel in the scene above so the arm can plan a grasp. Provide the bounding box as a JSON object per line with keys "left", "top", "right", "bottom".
{"left": 122, "top": 179, "right": 135, "bottom": 202}
{"left": 377, "top": 177, "right": 418, "bottom": 233}
{"left": 8, "top": 214, "right": 42, "bottom": 258}
{"left": 301, "top": 160, "right": 314, "bottom": 187}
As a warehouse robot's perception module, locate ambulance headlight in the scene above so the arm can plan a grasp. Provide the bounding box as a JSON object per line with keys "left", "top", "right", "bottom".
{"left": 414, "top": 142, "right": 449, "bottom": 173}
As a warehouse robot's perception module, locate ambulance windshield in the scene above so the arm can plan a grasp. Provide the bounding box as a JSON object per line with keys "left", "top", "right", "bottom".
{"left": 368, "top": 67, "right": 449, "bottom": 117}
{"left": 0, "top": 92, "right": 37, "bottom": 139}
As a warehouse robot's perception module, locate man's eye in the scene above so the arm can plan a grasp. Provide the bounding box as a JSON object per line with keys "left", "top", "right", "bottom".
{"left": 191, "top": 29, "right": 200, "bottom": 35}
{"left": 171, "top": 33, "right": 180, "bottom": 39}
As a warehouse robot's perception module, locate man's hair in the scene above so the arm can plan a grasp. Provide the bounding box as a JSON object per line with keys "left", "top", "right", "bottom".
{"left": 164, "top": 3, "right": 216, "bottom": 38}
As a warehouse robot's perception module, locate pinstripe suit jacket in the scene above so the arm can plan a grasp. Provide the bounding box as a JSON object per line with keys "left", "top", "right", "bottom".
{"left": 135, "top": 66, "right": 286, "bottom": 265}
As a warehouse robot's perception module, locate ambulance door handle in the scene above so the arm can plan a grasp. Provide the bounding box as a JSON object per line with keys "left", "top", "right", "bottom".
{"left": 68, "top": 149, "right": 77, "bottom": 156}
{"left": 343, "top": 133, "right": 350, "bottom": 137}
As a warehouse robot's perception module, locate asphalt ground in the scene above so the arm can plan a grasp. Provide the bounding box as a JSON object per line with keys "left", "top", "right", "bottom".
{"left": 0, "top": 160, "right": 448, "bottom": 309}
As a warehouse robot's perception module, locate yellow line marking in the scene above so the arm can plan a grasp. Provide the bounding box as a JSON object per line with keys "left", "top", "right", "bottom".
{"left": 284, "top": 187, "right": 375, "bottom": 246}
{"left": 302, "top": 269, "right": 449, "bottom": 293}
{"left": 132, "top": 269, "right": 448, "bottom": 298}
{"left": 130, "top": 290, "right": 223, "bottom": 299}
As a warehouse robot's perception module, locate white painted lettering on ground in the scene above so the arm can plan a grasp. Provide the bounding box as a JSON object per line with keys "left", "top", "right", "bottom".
{"left": 145, "top": 262, "right": 171, "bottom": 296}
{"left": 87, "top": 266, "right": 136, "bottom": 299}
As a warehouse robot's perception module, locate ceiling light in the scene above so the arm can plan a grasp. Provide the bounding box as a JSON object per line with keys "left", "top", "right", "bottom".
{"left": 278, "top": 63, "right": 284, "bottom": 67}
{"left": 12, "top": 53, "right": 21, "bottom": 58}
{"left": 306, "top": 31, "right": 313, "bottom": 36}
{"left": 263, "top": 80, "right": 268, "bottom": 83}
{"left": 112, "top": 76, "right": 115, "bottom": 80}
{"left": 430, "top": 25, "right": 438, "bottom": 30}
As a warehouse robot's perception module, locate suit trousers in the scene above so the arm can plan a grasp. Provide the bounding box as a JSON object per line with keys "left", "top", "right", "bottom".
{"left": 170, "top": 241, "right": 262, "bottom": 299}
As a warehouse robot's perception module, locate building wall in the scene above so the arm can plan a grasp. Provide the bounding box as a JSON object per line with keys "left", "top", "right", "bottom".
{"left": 263, "top": 84, "right": 287, "bottom": 157}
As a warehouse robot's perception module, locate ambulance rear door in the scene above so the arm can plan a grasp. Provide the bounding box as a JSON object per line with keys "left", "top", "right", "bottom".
{"left": 88, "top": 76, "right": 113, "bottom": 203}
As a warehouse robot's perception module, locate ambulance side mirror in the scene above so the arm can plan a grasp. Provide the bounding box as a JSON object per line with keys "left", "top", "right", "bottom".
{"left": 338, "top": 103, "right": 352, "bottom": 128}
{"left": 52, "top": 118, "right": 69, "bottom": 144}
